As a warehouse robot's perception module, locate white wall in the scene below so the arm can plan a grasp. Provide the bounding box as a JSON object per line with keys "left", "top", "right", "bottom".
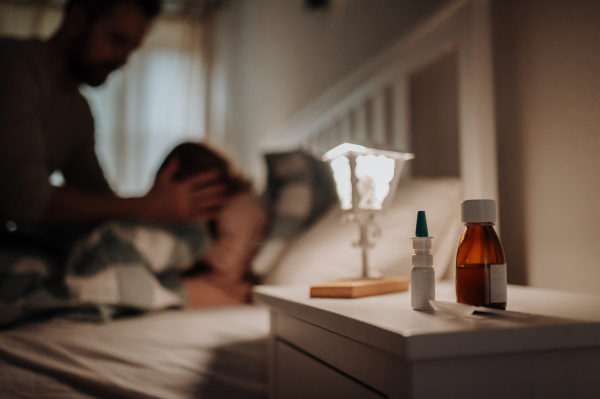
{"left": 494, "top": 0, "right": 600, "bottom": 294}
{"left": 212, "top": 0, "right": 600, "bottom": 295}
{"left": 209, "top": 0, "right": 451, "bottom": 188}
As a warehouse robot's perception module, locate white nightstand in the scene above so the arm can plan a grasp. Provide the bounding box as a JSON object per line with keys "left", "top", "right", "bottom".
{"left": 253, "top": 282, "right": 600, "bottom": 399}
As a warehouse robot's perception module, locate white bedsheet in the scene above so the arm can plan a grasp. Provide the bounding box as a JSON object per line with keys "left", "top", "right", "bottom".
{"left": 0, "top": 305, "right": 270, "bottom": 399}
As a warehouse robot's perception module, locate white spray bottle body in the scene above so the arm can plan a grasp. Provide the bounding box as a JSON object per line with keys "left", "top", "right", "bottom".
{"left": 411, "top": 237, "right": 435, "bottom": 310}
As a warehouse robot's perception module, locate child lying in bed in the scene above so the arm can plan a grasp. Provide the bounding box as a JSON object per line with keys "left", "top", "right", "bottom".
{"left": 0, "top": 142, "right": 265, "bottom": 325}
{"left": 156, "top": 142, "right": 267, "bottom": 308}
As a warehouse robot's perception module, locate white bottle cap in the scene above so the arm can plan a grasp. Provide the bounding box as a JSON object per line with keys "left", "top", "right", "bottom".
{"left": 411, "top": 237, "right": 433, "bottom": 266}
{"left": 461, "top": 199, "right": 497, "bottom": 223}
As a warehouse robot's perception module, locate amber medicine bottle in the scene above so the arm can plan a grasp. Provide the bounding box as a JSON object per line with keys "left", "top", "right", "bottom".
{"left": 456, "top": 199, "right": 507, "bottom": 310}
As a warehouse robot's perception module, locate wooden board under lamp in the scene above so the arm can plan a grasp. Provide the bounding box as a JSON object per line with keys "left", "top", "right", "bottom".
{"left": 310, "top": 276, "right": 409, "bottom": 298}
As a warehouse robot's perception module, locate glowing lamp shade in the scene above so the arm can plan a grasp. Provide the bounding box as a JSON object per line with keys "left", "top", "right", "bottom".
{"left": 323, "top": 143, "right": 415, "bottom": 213}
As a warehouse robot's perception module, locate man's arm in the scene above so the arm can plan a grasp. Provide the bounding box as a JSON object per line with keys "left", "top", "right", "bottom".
{"left": 41, "top": 160, "right": 226, "bottom": 225}
{"left": 49, "top": 99, "right": 228, "bottom": 225}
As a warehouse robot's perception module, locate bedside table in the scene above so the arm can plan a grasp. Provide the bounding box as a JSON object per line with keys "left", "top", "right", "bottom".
{"left": 253, "top": 282, "right": 600, "bottom": 399}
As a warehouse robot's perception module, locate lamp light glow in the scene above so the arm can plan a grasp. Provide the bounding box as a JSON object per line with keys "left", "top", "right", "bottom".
{"left": 323, "top": 143, "right": 367, "bottom": 161}
{"left": 322, "top": 142, "right": 415, "bottom": 278}
{"left": 355, "top": 154, "right": 395, "bottom": 210}
{"left": 323, "top": 142, "right": 414, "bottom": 212}
{"left": 330, "top": 156, "right": 352, "bottom": 210}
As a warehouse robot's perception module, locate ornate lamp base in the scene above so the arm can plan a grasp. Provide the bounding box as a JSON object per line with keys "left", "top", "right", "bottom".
{"left": 310, "top": 276, "right": 409, "bottom": 298}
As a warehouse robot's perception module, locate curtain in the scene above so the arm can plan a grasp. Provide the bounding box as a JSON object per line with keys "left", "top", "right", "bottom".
{"left": 84, "top": 19, "right": 207, "bottom": 196}
{"left": 0, "top": 1, "right": 209, "bottom": 197}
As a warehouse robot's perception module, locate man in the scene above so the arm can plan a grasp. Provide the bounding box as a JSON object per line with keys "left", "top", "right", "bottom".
{"left": 0, "top": 0, "right": 226, "bottom": 234}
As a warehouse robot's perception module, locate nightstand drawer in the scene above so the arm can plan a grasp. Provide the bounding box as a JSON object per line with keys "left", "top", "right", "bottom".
{"left": 276, "top": 312, "right": 405, "bottom": 395}
{"left": 276, "top": 340, "right": 385, "bottom": 399}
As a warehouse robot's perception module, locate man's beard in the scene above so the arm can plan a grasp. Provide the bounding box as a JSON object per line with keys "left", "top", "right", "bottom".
{"left": 65, "top": 30, "right": 120, "bottom": 87}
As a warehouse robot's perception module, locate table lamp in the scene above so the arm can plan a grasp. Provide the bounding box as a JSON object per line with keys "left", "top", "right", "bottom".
{"left": 310, "top": 143, "right": 415, "bottom": 298}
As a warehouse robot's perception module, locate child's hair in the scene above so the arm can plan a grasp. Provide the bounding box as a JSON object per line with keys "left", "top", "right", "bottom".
{"left": 157, "top": 142, "right": 252, "bottom": 196}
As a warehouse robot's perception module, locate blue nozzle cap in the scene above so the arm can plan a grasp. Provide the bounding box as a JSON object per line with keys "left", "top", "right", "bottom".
{"left": 416, "top": 211, "right": 428, "bottom": 237}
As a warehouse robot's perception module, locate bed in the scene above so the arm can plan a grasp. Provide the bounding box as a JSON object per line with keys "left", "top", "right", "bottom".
{"left": 0, "top": 0, "right": 497, "bottom": 397}
{"left": 0, "top": 307, "right": 269, "bottom": 398}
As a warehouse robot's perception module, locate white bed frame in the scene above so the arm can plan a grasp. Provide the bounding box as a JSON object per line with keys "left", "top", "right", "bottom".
{"left": 261, "top": 0, "right": 498, "bottom": 203}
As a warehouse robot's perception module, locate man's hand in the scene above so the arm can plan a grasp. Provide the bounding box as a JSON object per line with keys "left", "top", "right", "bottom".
{"left": 39, "top": 158, "right": 228, "bottom": 226}
{"left": 143, "top": 158, "right": 228, "bottom": 222}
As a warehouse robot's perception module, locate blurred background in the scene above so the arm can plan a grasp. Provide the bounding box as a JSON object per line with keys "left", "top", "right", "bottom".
{"left": 2, "top": 0, "right": 600, "bottom": 295}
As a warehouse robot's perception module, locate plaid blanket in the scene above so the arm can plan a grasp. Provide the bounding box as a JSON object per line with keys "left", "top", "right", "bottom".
{"left": 0, "top": 150, "right": 336, "bottom": 326}
{"left": 0, "top": 221, "right": 209, "bottom": 326}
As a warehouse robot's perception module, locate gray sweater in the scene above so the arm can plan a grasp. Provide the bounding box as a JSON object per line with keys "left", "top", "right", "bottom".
{"left": 0, "top": 38, "right": 111, "bottom": 224}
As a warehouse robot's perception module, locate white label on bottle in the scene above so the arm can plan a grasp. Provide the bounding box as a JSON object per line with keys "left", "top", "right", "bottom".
{"left": 490, "top": 263, "right": 507, "bottom": 303}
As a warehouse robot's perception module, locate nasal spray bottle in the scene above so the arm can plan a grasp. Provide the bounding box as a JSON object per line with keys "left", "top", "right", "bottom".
{"left": 411, "top": 211, "right": 435, "bottom": 310}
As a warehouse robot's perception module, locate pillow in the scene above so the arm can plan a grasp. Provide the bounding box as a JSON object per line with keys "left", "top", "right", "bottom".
{"left": 251, "top": 150, "right": 338, "bottom": 277}
{"left": 263, "top": 177, "right": 464, "bottom": 286}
